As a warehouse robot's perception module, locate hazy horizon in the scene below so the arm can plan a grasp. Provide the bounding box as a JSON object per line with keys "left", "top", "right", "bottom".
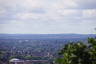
{"left": 0, "top": 33, "right": 95, "bottom": 34}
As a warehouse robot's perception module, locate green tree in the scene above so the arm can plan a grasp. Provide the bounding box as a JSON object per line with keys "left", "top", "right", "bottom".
{"left": 88, "top": 38, "right": 96, "bottom": 64}
{"left": 55, "top": 38, "right": 96, "bottom": 64}
{"left": 24, "top": 55, "right": 33, "bottom": 60}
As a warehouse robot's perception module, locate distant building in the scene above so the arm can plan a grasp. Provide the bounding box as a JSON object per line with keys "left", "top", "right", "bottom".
{"left": 9, "top": 58, "right": 50, "bottom": 64}
{"left": 9, "top": 58, "right": 24, "bottom": 64}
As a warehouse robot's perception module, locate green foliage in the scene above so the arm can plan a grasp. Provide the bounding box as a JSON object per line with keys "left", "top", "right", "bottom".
{"left": 0, "top": 51, "right": 2, "bottom": 59}
{"left": 24, "top": 55, "right": 33, "bottom": 60}
{"left": 55, "top": 38, "right": 96, "bottom": 64}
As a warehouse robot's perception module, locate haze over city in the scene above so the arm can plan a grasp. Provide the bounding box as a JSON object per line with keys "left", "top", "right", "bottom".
{"left": 0, "top": 1, "right": 96, "bottom": 64}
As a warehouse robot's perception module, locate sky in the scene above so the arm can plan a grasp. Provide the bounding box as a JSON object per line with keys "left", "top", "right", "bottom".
{"left": 0, "top": 0, "right": 96, "bottom": 34}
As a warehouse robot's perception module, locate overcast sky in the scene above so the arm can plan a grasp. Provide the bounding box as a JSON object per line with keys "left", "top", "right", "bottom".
{"left": 0, "top": 0, "right": 96, "bottom": 34}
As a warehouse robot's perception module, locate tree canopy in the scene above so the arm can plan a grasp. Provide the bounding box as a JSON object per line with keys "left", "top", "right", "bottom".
{"left": 55, "top": 38, "right": 96, "bottom": 64}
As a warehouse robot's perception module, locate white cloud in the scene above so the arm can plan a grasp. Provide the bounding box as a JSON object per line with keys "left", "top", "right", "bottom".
{"left": 0, "top": 7, "right": 6, "bottom": 16}
{"left": 57, "top": 9, "right": 81, "bottom": 17}
{"left": 0, "top": 0, "right": 96, "bottom": 34}
{"left": 52, "top": 0, "right": 77, "bottom": 9}
{"left": 15, "top": 9, "right": 81, "bottom": 21}
{"left": 83, "top": 9, "right": 96, "bottom": 18}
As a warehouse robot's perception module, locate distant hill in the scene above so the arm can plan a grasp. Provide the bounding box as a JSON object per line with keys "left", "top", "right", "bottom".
{"left": 0, "top": 34, "right": 95, "bottom": 39}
